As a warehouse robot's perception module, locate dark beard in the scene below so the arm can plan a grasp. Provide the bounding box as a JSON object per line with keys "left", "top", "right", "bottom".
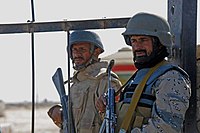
{"left": 134, "top": 46, "right": 169, "bottom": 69}
{"left": 134, "top": 49, "right": 149, "bottom": 63}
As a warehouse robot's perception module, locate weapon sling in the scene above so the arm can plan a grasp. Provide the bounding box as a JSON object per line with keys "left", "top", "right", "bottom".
{"left": 119, "top": 60, "right": 165, "bottom": 133}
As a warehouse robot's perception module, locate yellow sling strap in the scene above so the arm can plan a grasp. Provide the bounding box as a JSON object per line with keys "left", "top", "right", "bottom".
{"left": 119, "top": 60, "right": 165, "bottom": 133}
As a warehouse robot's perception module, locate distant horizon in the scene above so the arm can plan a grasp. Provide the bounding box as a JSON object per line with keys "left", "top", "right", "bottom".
{"left": 1, "top": 98, "right": 60, "bottom": 104}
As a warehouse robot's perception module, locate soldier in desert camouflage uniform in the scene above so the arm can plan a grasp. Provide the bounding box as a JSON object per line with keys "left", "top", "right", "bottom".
{"left": 116, "top": 12, "right": 191, "bottom": 133}
{"left": 48, "top": 30, "right": 121, "bottom": 133}
{"left": 48, "top": 14, "right": 191, "bottom": 133}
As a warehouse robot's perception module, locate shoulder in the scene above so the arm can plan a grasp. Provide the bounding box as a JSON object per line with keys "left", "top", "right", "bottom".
{"left": 152, "top": 62, "right": 191, "bottom": 93}
{"left": 155, "top": 69, "right": 191, "bottom": 95}
{"left": 157, "top": 63, "right": 190, "bottom": 82}
{"left": 145, "top": 62, "right": 189, "bottom": 85}
{"left": 92, "top": 61, "right": 119, "bottom": 79}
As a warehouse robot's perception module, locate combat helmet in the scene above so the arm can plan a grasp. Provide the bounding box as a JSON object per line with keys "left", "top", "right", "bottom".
{"left": 67, "top": 30, "right": 104, "bottom": 58}
{"left": 122, "top": 12, "right": 172, "bottom": 47}
{"left": 67, "top": 30, "right": 104, "bottom": 70}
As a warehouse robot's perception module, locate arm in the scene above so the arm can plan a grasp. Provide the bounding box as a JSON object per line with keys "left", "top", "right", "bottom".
{"left": 95, "top": 73, "right": 122, "bottom": 113}
{"left": 131, "top": 70, "right": 191, "bottom": 133}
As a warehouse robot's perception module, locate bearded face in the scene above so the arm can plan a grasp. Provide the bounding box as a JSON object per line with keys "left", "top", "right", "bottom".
{"left": 130, "top": 35, "right": 153, "bottom": 63}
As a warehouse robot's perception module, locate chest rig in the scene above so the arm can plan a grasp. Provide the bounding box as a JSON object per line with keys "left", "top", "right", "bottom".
{"left": 119, "top": 62, "right": 188, "bottom": 130}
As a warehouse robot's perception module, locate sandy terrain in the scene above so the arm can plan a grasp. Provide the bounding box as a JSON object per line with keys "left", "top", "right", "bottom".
{"left": 0, "top": 102, "right": 60, "bottom": 133}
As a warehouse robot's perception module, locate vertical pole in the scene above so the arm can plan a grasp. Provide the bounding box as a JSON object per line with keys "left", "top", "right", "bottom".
{"left": 31, "top": 32, "right": 35, "bottom": 133}
{"left": 67, "top": 31, "right": 74, "bottom": 133}
{"left": 30, "top": 0, "right": 35, "bottom": 133}
{"left": 31, "top": 0, "right": 35, "bottom": 22}
{"left": 168, "top": 0, "right": 198, "bottom": 132}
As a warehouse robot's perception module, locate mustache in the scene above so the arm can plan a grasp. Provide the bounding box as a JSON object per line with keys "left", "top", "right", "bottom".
{"left": 73, "top": 57, "right": 84, "bottom": 60}
{"left": 134, "top": 49, "right": 147, "bottom": 54}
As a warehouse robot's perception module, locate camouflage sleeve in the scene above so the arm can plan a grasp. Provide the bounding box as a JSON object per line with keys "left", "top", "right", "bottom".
{"left": 96, "top": 72, "right": 122, "bottom": 97}
{"left": 131, "top": 70, "right": 191, "bottom": 133}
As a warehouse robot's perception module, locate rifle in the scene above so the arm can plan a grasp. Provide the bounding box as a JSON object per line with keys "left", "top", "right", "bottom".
{"left": 99, "top": 59, "right": 116, "bottom": 133}
{"left": 52, "top": 68, "right": 75, "bottom": 133}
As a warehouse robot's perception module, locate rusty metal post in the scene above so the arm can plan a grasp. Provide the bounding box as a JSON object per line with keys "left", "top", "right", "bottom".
{"left": 168, "top": 0, "right": 198, "bottom": 132}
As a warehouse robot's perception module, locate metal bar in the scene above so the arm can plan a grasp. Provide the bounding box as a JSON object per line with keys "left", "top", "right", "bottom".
{"left": 67, "top": 31, "right": 75, "bottom": 133}
{"left": 31, "top": 32, "right": 35, "bottom": 133}
{"left": 168, "top": 0, "right": 198, "bottom": 132}
{"left": 0, "top": 17, "right": 130, "bottom": 34}
{"left": 30, "top": 0, "right": 36, "bottom": 133}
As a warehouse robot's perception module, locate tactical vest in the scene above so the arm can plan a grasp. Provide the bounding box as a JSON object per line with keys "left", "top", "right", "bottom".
{"left": 116, "top": 63, "right": 188, "bottom": 132}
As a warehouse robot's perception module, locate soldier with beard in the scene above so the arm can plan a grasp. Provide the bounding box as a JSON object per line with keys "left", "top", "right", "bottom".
{"left": 118, "top": 13, "right": 191, "bottom": 133}
{"left": 115, "top": 12, "right": 191, "bottom": 133}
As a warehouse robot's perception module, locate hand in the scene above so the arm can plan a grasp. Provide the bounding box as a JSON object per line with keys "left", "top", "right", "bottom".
{"left": 95, "top": 94, "right": 106, "bottom": 113}
{"left": 47, "top": 104, "right": 63, "bottom": 128}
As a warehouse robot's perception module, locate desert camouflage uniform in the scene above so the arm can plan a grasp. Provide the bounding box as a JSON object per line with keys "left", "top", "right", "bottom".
{"left": 117, "top": 62, "right": 191, "bottom": 133}
{"left": 70, "top": 61, "right": 121, "bottom": 133}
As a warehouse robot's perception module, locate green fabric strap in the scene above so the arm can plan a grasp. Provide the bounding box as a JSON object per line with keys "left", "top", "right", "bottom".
{"left": 119, "top": 60, "right": 165, "bottom": 133}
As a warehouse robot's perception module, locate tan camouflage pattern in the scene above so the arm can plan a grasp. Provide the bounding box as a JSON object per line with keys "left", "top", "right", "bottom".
{"left": 120, "top": 69, "right": 191, "bottom": 133}
{"left": 70, "top": 61, "right": 121, "bottom": 133}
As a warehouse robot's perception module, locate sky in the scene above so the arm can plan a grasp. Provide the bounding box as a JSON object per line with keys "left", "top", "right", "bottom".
{"left": 0, "top": 0, "right": 198, "bottom": 103}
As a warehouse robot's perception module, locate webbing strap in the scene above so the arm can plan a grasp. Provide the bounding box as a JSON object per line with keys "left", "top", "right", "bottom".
{"left": 119, "top": 60, "right": 165, "bottom": 133}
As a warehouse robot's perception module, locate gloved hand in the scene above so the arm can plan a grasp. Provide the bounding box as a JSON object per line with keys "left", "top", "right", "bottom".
{"left": 47, "top": 104, "right": 63, "bottom": 128}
